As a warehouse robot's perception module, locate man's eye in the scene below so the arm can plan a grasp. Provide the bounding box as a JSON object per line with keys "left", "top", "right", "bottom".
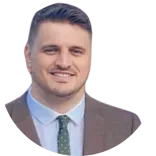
{"left": 45, "top": 48, "right": 58, "bottom": 52}
{"left": 72, "top": 50, "right": 82, "bottom": 54}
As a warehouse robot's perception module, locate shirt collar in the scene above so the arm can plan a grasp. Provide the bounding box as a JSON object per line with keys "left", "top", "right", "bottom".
{"left": 27, "top": 87, "right": 85, "bottom": 126}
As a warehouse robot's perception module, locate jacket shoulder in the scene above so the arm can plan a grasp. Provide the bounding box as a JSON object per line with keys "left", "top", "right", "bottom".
{"left": 4, "top": 97, "right": 20, "bottom": 121}
{"left": 86, "top": 94, "right": 141, "bottom": 133}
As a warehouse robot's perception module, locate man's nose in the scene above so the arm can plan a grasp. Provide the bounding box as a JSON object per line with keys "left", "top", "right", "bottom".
{"left": 55, "top": 51, "right": 72, "bottom": 69}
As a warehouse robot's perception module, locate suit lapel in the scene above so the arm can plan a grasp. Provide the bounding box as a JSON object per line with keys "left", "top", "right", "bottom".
{"left": 83, "top": 94, "right": 105, "bottom": 155}
{"left": 12, "top": 91, "right": 41, "bottom": 146}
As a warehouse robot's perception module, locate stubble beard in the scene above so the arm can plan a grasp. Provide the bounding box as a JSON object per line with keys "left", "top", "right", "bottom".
{"left": 31, "top": 72, "right": 87, "bottom": 99}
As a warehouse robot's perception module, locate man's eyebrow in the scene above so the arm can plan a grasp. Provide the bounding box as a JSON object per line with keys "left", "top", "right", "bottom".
{"left": 70, "top": 46, "right": 85, "bottom": 51}
{"left": 40, "top": 45, "right": 85, "bottom": 51}
{"left": 40, "top": 44, "right": 59, "bottom": 50}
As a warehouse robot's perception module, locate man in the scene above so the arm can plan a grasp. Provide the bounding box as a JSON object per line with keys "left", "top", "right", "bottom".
{"left": 5, "top": 3, "right": 141, "bottom": 156}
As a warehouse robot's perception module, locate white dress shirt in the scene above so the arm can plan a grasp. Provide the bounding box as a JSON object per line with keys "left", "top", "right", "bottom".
{"left": 27, "top": 87, "right": 85, "bottom": 156}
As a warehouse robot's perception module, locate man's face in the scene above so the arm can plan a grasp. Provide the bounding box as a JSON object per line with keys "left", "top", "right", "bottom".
{"left": 25, "top": 22, "right": 91, "bottom": 97}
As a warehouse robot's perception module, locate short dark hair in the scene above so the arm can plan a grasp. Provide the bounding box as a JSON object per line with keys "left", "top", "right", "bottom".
{"left": 27, "top": 3, "right": 92, "bottom": 47}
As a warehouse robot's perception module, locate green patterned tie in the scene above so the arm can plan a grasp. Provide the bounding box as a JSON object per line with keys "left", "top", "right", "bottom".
{"left": 57, "top": 115, "right": 70, "bottom": 155}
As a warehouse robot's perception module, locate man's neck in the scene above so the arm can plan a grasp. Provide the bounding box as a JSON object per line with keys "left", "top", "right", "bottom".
{"left": 30, "top": 84, "right": 85, "bottom": 114}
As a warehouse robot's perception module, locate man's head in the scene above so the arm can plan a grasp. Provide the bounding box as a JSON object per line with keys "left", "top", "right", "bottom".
{"left": 24, "top": 3, "right": 92, "bottom": 97}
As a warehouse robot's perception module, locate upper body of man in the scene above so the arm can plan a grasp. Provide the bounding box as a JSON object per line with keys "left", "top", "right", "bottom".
{"left": 5, "top": 3, "right": 141, "bottom": 156}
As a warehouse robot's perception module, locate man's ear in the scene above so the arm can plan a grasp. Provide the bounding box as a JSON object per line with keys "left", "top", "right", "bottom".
{"left": 24, "top": 44, "right": 32, "bottom": 73}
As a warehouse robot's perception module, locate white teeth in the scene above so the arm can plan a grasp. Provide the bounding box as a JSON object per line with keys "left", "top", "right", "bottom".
{"left": 53, "top": 73, "right": 71, "bottom": 77}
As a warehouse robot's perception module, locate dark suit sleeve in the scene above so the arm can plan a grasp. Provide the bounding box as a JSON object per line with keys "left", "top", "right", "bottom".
{"left": 120, "top": 114, "right": 146, "bottom": 152}
{"left": 132, "top": 113, "right": 141, "bottom": 133}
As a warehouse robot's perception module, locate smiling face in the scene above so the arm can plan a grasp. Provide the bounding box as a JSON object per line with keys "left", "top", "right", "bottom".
{"left": 25, "top": 22, "right": 91, "bottom": 97}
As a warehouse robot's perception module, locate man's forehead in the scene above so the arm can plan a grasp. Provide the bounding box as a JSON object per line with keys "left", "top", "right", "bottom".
{"left": 35, "top": 22, "right": 91, "bottom": 47}
{"left": 37, "top": 22, "right": 90, "bottom": 38}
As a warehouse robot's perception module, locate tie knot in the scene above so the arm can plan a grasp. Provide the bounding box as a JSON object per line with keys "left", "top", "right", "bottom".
{"left": 58, "top": 115, "right": 70, "bottom": 129}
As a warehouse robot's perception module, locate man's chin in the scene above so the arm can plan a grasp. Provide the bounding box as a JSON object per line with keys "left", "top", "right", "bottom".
{"left": 48, "top": 88, "right": 76, "bottom": 97}
{"left": 53, "top": 92, "right": 75, "bottom": 97}
{"left": 49, "top": 86, "right": 85, "bottom": 98}
{"left": 47, "top": 83, "right": 85, "bottom": 97}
